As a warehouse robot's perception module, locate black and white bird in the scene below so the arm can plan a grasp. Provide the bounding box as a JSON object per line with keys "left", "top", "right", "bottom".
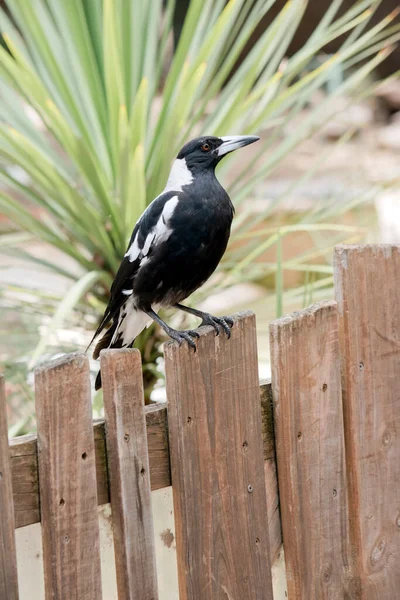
{"left": 90, "top": 135, "right": 259, "bottom": 389}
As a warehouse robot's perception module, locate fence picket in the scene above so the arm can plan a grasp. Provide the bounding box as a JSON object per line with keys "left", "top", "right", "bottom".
{"left": 9, "top": 385, "right": 281, "bottom": 561}
{"left": 165, "top": 311, "right": 274, "bottom": 600}
{"left": 335, "top": 244, "right": 400, "bottom": 598}
{"left": 9, "top": 407, "right": 171, "bottom": 530}
{"left": 101, "top": 348, "right": 159, "bottom": 600}
{"left": 0, "top": 376, "right": 19, "bottom": 600}
{"left": 35, "top": 354, "right": 102, "bottom": 600}
{"left": 260, "top": 381, "right": 282, "bottom": 564}
{"left": 3, "top": 243, "right": 400, "bottom": 598}
{"left": 270, "top": 301, "right": 350, "bottom": 599}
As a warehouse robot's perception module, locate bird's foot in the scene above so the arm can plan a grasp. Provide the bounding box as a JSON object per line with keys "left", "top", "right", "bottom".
{"left": 168, "top": 328, "right": 199, "bottom": 350}
{"left": 200, "top": 314, "right": 234, "bottom": 338}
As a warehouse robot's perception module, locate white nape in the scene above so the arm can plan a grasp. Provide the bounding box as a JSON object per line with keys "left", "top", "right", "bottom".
{"left": 165, "top": 158, "right": 193, "bottom": 193}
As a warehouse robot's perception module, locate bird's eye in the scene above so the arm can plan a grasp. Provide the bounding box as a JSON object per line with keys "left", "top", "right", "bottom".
{"left": 201, "top": 142, "right": 211, "bottom": 152}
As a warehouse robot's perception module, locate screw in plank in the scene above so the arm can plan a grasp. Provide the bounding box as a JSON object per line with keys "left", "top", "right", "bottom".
{"left": 370, "top": 539, "right": 385, "bottom": 565}
{"left": 323, "top": 568, "right": 331, "bottom": 583}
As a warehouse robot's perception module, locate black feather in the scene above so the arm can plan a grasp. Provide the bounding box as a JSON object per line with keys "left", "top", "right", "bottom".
{"left": 95, "top": 370, "right": 102, "bottom": 391}
{"left": 88, "top": 134, "right": 259, "bottom": 391}
{"left": 92, "top": 320, "right": 118, "bottom": 360}
{"left": 87, "top": 190, "right": 179, "bottom": 355}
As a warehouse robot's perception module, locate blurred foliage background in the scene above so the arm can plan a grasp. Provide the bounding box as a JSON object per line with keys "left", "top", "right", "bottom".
{"left": 0, "top": 0, "right": 399, "bottom": 434}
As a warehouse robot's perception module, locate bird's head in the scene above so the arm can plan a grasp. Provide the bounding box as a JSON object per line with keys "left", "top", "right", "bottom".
{"left": 176, "top": 135, "right": 260, "bottom": 173}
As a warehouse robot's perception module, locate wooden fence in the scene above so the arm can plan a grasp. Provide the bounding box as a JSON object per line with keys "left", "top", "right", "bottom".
{"left": 1, "top": 244, "right": 399, "bottom": 599}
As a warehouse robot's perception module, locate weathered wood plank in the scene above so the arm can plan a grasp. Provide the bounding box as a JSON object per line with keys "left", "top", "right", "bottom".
{"left": 35, "top": 354, "right": 102, "bottom": 600}
{"left": 270, "top": 301, "right": 351, "bottom": 599}
{"left": 101, "top": 349, "right": 159, "bottom": 600}
{"left": 10, "top": 387, "right": 280, "bottom": 560}
{"left": 335, "top": 244, "right": 400, "bottom": 598}
{"left": 10, "top": 391, "right": 280, "bottom": 563}
{"left": 10, "top": 407, "right": 171, "bottom": 529}
{"left": 165, "top": 311, "right": 274, "bottom": 600}
{"left": 260, "top": 381, "right": 282, "bottom": 565}
{"left": 0, "top": 376, "right": 19, "bottom": 599}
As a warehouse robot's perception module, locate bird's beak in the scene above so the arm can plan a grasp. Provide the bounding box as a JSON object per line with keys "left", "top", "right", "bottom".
{"left": 217, "top": 135, "right": 260, "bottom": 157}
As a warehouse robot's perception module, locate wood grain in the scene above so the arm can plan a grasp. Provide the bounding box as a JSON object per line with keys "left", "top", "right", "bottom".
{"left": 335, "top": 244, "right": 400, "bottom": 598}
{"left": 260, "top": 380, "right": 282, "bottom": 565}
{"left": 35, "top": 353, "right": 102, "bottom": 600}
{"left": 0, "top": 376, "right": 19, "bottom": 599}
{"left": 10, "top": 407, "right": 171, "bottom": 529}
{"left": 101, "top": 349, "right": 159, "bottom": 600}
{"left": 9, "top": 387, "right": 280, "bottom": 563}
{"left": 165, "top": 311, "right": 274, "bottom": 600}
{"left": 270, "top": 301, "right": 351, "bottom": 599}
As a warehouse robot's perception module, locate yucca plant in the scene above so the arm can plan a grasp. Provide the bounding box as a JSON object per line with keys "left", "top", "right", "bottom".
{"left": 0, "top": 0, "right": 399, "bottom": 419}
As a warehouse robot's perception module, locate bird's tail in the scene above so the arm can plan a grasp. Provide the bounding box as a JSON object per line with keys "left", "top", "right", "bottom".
{"left": 93, "top": 320, "right": 118, "bottom": 360}
{"left": 95, "top": 370, "right": 103, "bottom": 391}
{"left": 93, "top": 308, "right": 153, "bottom": 391}
{"left": 93, "top": 321, "right": 120, "bottom": 390}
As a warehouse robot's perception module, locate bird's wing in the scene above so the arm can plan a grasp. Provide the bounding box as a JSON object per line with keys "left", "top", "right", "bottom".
{"left": 89, "top": 190, "right": 180, "bottom": 345}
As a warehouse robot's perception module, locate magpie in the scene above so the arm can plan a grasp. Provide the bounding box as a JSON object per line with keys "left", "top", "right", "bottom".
{"left": 90, "top": 134, "right": 259, "bottom": 390}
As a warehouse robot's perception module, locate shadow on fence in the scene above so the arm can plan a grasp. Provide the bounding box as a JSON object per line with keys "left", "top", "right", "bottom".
{"left": 1, "top": 244, "right": 399, "bottom": 599}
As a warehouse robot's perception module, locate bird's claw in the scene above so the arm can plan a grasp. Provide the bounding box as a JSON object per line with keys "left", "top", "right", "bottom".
{"left": 167, "top": 316, "right": 233, "bottom": 350}
{"left": 200, "top": 314, "right": 234, "bottom": 339}
{"left": 223, "top": 316, "right": 234, "bottom": 328}
{"left": 168, "top": 329, "right": 199, "bottom": 351}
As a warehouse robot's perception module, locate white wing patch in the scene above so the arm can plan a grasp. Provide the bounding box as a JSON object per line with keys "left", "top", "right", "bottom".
{"left": 152, "top": 196, "right": 179, "bottom": 246}
{"left": 125, "top": 196, "right": 179, "bottom": 263}
{"left": 124, "top": 234, "right": 140, "bottom": 261}
{"left": 142, "top": 232, "right": 154, "bottom": 255}
{"left": 161, "top": 195, "right": 179, "bottom": 220}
